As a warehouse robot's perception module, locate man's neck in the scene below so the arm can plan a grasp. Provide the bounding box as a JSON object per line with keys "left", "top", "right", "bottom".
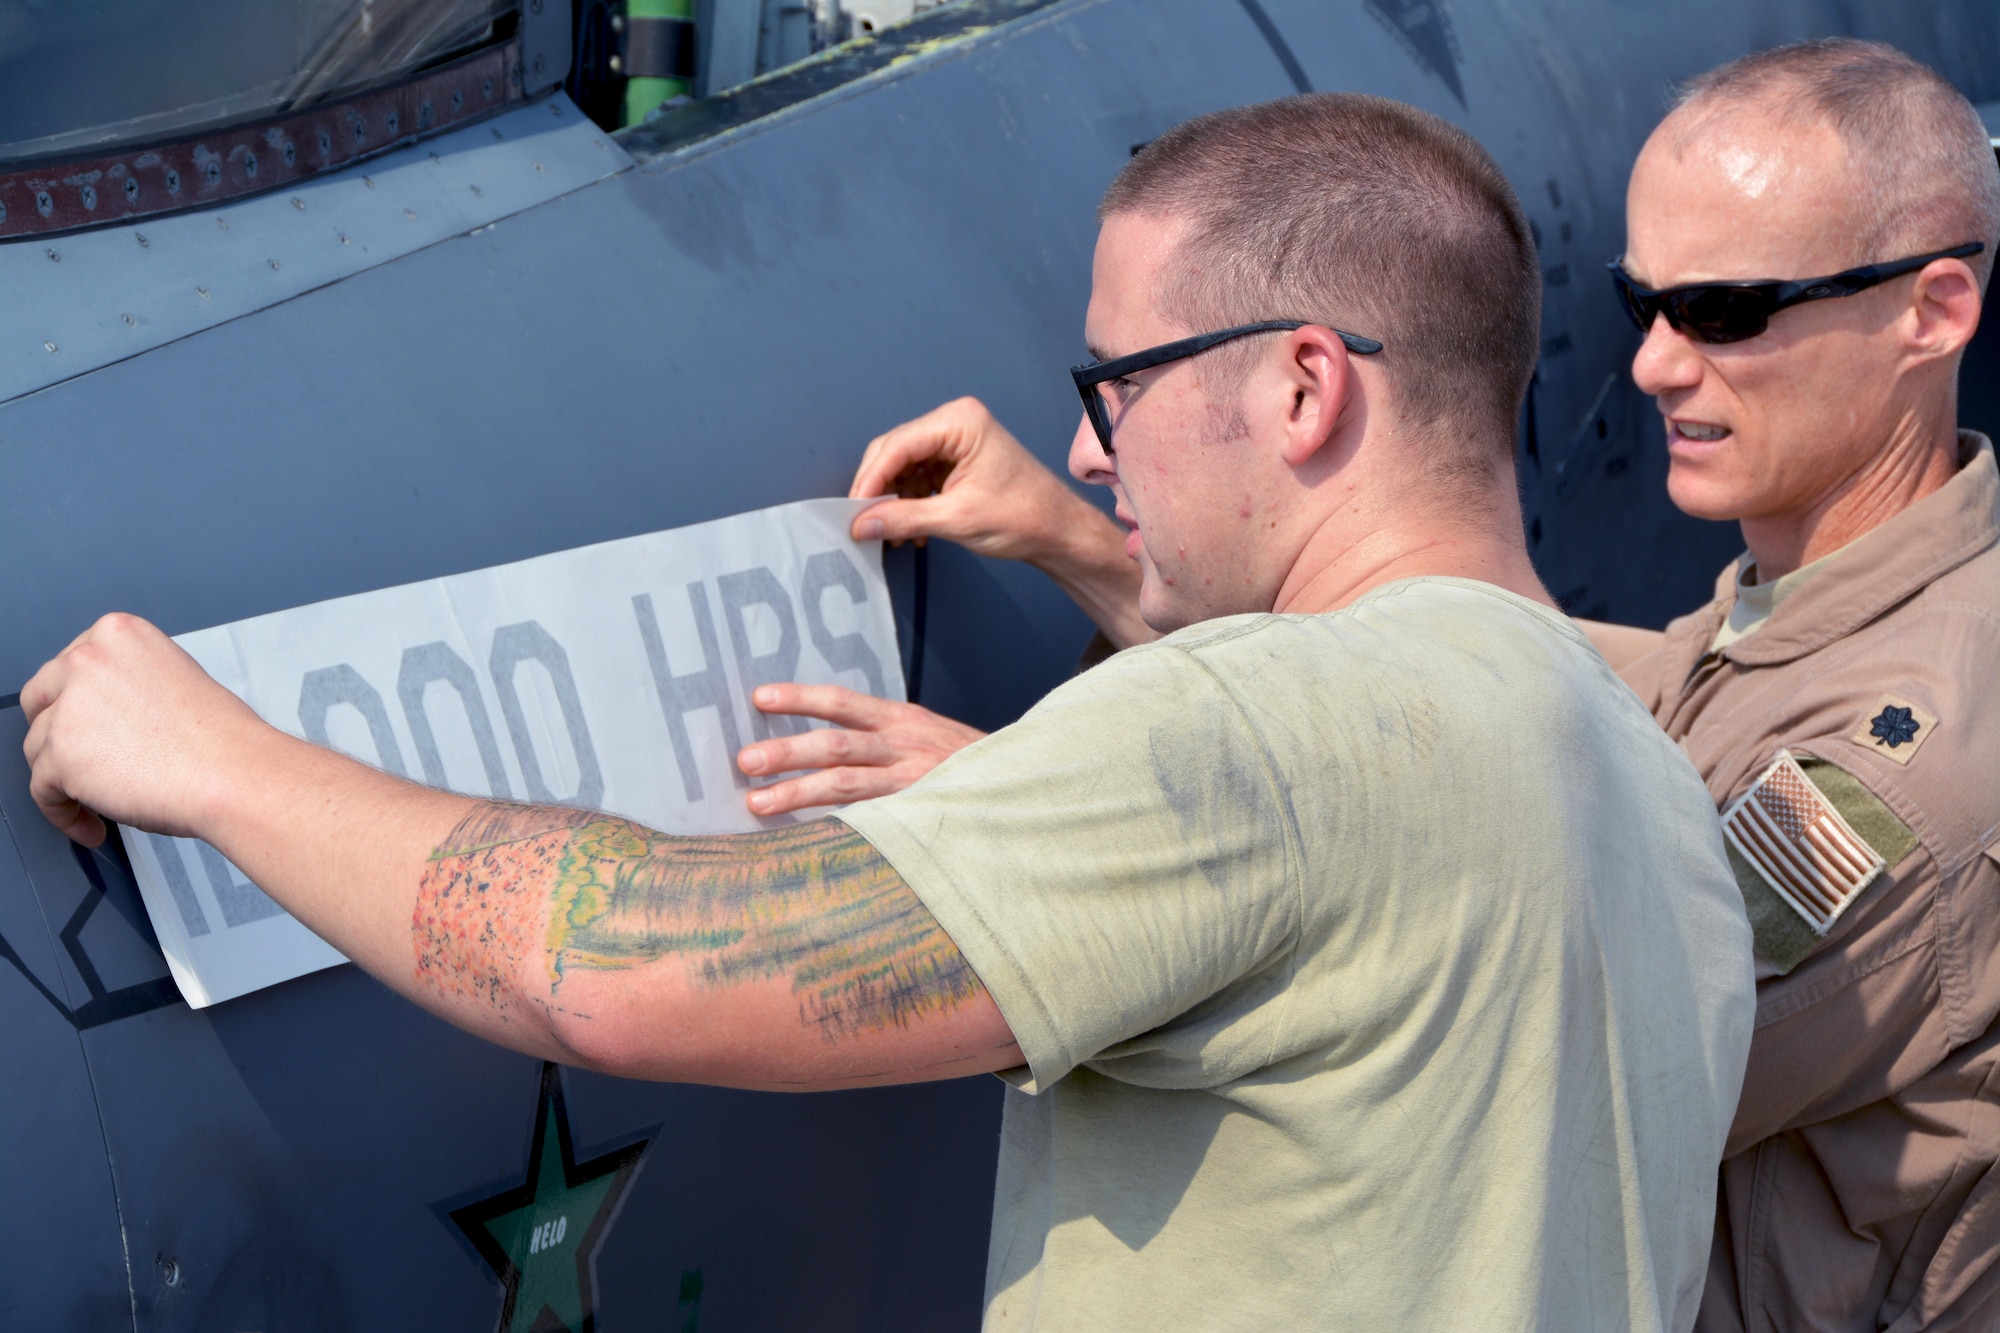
{"left": 1742, "top": 404, "right": 1961, "bottom": 579}
{"left": 1271, "top": 484, "right": 1555, "bottom": 617}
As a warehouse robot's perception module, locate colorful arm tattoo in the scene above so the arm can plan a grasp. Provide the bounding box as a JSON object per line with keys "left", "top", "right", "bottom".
{"left": 413, "top": 804, "right": 984, "bottom": 1042}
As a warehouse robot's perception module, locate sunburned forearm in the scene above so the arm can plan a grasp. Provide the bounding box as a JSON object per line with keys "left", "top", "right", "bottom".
{"left": 411, "top": 806, "right": 1018, "bottom": 1086}
{"left": 199, "top": 730, "right": 473, "bottom": 996}
{"left": 416, "top": 807, "right": 980, "bottom": 1035}
{"left": 20, "top": 614, "right": 1012, "bottom": 1085}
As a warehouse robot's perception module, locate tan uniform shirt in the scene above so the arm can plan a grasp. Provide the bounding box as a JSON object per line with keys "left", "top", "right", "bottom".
{"left": 1618, "top": 434, "right": 2000, "bottom": 1332}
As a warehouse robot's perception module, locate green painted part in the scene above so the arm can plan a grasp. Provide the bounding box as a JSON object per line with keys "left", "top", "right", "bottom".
{"left": 478, "top": 1110, "right": 622, "bottom": 1332}
{"left": 449, "top": 1063, "right": 649, "bottom": 1333}
{"left": 623, "top": 76, "right": 688, "bottom": 126}
{"left": 617, "top": 0, "right": 1068, "bottom": 162}
{"left": 679, "top": 1266, "right": 705, "bottom": 1332}
{"left": 620, "top": 0, "right": 694, "bottom": 126}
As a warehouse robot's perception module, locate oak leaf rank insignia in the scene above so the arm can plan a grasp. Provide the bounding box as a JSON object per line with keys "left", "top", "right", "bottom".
{"left": 1870, "top": 706, "right": 1920, "bottom": 747}
{"left": 1850, "top": 693, "right": 1939, "bottom": 766}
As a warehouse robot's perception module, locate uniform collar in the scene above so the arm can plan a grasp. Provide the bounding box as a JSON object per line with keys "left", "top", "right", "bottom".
{"left": 1720, "top": 431, "right": 2000, "bottom": 667}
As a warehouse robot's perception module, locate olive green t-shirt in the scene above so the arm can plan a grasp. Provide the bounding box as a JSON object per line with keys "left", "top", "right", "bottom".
{"left": 838, "top": 577, "right": 1754, "bottom": 1332}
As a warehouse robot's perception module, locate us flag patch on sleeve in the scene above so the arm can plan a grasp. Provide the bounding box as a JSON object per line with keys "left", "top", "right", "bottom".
{"left": 1721, "top": 752, "right": 1887, "bottom": 936}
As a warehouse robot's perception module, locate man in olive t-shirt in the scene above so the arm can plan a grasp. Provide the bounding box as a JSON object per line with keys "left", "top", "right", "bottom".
{"left": 841, "top": 577, "right": 1751, "bottom": 1329}
{"left": 19, "top": 96, "right": 1751, "bottom": 1330}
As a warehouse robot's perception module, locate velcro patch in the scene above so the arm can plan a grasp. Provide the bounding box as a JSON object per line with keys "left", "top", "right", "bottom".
{"left": 1722, "top": 752, "right": 1886, "bottom": 937}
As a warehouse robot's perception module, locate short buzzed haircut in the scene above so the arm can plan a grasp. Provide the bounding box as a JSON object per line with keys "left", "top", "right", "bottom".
{"left": 1100, "top": 93, "right": 1540, "bottom": 484}
{"left": 1674, "top": 38, "right": 2000, "bottom": 286}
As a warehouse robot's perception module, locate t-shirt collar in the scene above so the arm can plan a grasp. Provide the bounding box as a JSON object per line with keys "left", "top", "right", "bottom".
{"left": 1710, "top": 546, "right": 1839, "bottom": 653}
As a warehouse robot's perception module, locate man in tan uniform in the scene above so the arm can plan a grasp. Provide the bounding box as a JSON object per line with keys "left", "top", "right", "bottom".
{"left": 737, "top": 36, "right": 2000, "bottom": 1333}
{"left": 1596, "top": 41, "right": 2000, "bottom": 1331}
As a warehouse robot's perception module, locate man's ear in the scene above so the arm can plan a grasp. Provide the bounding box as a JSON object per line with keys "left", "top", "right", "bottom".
{"left": 1277, "top": 325, "right": 1355, "bottom": 468}
{"left": 1909, "top": 257, "right": 1982, "bottom": 361}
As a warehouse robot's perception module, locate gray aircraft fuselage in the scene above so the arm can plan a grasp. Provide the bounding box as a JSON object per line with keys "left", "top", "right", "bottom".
{"left": 3, "top": 2, "right": 1998, "bottom": 1328}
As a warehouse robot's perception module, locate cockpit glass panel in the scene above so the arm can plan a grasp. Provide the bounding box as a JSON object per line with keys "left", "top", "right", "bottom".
{"left": 0, "top": 0, "right": 517, "bottom": 164}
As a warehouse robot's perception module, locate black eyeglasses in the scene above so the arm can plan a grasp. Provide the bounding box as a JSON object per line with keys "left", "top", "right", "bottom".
{"left": 1070, "top": 320, "right": 1384, "bottom": 456}
{"left": 1607, "top": 241, "right": 1984, "bottom": 345}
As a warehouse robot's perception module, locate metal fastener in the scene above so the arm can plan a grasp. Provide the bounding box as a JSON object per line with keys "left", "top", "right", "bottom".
{"left": 216, "top": 217, "right": 228, "bottom": 230}
{"left": 45, "top": 248, "right": 58, "bottom": 262}
{"left": 196, "top": 286, "right": 210, "bottom": 298}
{"left": 79, "top": 184, "right": 97, "bottom": 209}
{"left": 135, "top": 233, "right": 149, "bottom": 247}
{"left": 268, "top": 259, "right": 281, "bottom": 270}
{"left": 43, "top": 341, "right": 56, "bottom": 352}
{"left": 123, "top": 177, "right": 139, "bottom": 202}
{"left": 292, "top": 196, "right": 305, "bottom": 210}
{"left": 122, "top": 314, "right": 136, "bottom": 326}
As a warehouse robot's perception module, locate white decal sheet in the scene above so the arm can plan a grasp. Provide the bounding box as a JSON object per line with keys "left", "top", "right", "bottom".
{"left": 121, "top": 498, "right": 903, "bottom": 1009}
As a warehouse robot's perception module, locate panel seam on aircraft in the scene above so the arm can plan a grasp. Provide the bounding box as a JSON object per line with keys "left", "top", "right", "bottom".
{"left": 0, "top": 758, "right": 142, "bottom": 1328}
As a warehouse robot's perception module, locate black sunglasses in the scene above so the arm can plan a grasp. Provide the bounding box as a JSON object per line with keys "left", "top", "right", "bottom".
{"left": 1607, "top": 241, "right": 1984, "bottom": 345}
{"left": 1070, "top": 320, "right": 1384, "bottom": 456}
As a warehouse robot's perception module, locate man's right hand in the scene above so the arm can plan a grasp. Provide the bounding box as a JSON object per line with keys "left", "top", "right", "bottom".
{"left": 735, "top": 399, "right": 1158, "bottom": 818}
{"left": 849, "top": 398, "right": 1153, "bottom": 649}
{"left": 849, "top": 397, "right": 1089, "bottom": 562}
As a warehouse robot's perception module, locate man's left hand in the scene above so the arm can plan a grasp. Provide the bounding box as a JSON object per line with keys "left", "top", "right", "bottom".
{"left": 736, "top": 684, "right": 985, "bottom": 815}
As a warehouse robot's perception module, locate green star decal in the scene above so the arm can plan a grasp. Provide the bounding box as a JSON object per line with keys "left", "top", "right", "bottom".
{"left": 449, "top": 1062, "right": 652, "bottom": 1333}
